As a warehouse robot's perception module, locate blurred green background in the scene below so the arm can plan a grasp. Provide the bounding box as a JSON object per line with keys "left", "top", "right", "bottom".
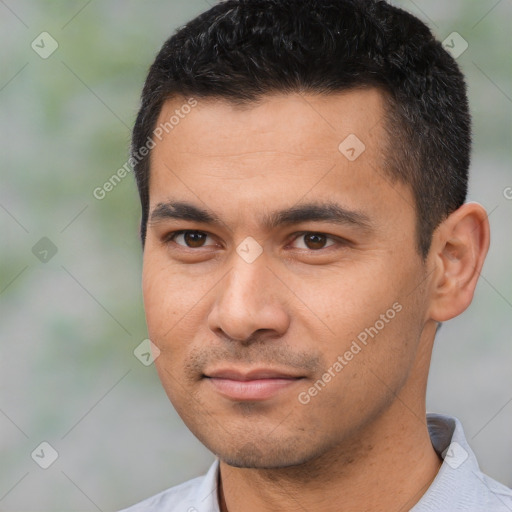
{"left": 1, "top": 1, "right": 511, "bottom": 510}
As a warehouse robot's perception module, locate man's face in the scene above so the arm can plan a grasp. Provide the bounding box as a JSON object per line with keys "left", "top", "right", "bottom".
{"left": 142, "top": 89, "right": 431, "bottom": 468}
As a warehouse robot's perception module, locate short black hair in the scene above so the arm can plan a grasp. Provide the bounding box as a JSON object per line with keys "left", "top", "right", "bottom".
{"left": 131, "top": 0, "right": 471, "bottom": 258}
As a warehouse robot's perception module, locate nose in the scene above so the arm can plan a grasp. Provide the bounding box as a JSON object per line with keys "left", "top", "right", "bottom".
{"left": 207, "top": 252, "right": 290, "bottom": 344}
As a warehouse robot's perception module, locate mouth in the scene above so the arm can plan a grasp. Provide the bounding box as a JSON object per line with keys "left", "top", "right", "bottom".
{"left": 203, "top": 367, "right": 305, "bottom": 401}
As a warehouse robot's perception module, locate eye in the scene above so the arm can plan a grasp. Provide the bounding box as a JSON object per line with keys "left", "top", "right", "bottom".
{"left": 289, "top": 232, "right": 338, "bottom": 250}
{"left": 163, "top": 230, "right": 217, "bottom": 248}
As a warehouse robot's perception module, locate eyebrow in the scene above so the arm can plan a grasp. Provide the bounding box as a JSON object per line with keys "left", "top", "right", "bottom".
{"left": 149, "top": 199, "right": 373, "bottom": 232}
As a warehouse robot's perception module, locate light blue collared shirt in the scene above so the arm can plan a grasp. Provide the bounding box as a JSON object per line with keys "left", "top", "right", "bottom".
{"left": 120, "top": 413, "right": 512, "bottom": 511}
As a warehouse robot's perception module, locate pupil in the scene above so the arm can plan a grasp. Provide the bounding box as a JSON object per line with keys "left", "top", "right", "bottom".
{"left": 306, "top": 233, "right": 325, "bottom": 249}
{"left": 185, "top": 231, "right": 205, "bottom": 247}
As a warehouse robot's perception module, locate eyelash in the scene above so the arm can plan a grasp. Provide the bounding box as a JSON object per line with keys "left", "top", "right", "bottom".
{"left": 162, "top": 230, "right": 345, "bottom": 251}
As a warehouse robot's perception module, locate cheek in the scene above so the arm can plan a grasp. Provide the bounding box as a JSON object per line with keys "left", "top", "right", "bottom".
{"left": 313, "top": 258, "right": 421, "bottom": 374}
{"left": 141, "top": 251, "right": 213, "bottom": 356}
{"left": 142, "top": 252, "right": 184, "bottom": 343}
{"left": 143, "top": 261, "right": 201, "bottom": 404}
{"left": 308, "top": 262, "right": 397, "bottom": 335}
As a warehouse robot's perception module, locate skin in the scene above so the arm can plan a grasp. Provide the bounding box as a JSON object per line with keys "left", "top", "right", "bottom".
{"left": 142, "top": 89, "right": 490, "bottom": 512}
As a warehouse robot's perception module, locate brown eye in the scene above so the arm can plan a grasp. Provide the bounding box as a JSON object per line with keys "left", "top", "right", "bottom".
{"left": 166, "top": 230, "right": 214, "bottom": 248}
{"left": 291, "top": 232, "right": 336, "bottom": 250}
{"left": 183, "top": 231, "right": 207, "bottom": 248}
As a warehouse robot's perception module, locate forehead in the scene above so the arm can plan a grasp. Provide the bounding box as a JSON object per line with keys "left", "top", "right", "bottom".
{"left": 147, "top": 89, "right": 414, "bottom": 236}
{"left": 153, "top": 89, "right": 388, "bottom": 159}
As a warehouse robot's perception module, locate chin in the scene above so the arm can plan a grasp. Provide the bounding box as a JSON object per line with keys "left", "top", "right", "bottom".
{"left": 211, "top": 438, "right": 316, "bottom": 469}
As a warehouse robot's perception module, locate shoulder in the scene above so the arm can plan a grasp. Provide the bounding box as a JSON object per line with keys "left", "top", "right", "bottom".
{"left": 475, "top": 471, "right": 512, "bottom": 511}
{"left": 441, "top": 468, "right": 512, "bottom": 511}
{"left": 415, "top": 413, "right": 512, "bottom": 511}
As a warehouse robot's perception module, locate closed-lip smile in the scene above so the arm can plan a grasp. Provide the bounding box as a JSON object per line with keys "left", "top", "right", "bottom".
{"left": 204, "top": 367, "right": 305, "bottom": 400}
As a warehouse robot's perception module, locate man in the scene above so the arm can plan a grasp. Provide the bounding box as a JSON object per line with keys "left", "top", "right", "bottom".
{"left": 121, "top": 0, "right": 512, "bottom": 510}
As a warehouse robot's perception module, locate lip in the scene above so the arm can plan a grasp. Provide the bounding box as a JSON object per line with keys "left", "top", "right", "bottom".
{"left": 205, "top": 367, "right": 303, "bottom": 380}
{"left": 204, "top": 367, "right": 304, "bottom": 401}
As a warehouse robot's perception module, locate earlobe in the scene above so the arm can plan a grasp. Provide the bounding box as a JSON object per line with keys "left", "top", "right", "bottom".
{"left": 427, "top": 202, "right": 490, "bottom": 322}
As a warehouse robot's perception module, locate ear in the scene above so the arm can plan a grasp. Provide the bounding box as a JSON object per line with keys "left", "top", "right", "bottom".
{"left": 426, "top": 202, "right": 490, "bottom": 322}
